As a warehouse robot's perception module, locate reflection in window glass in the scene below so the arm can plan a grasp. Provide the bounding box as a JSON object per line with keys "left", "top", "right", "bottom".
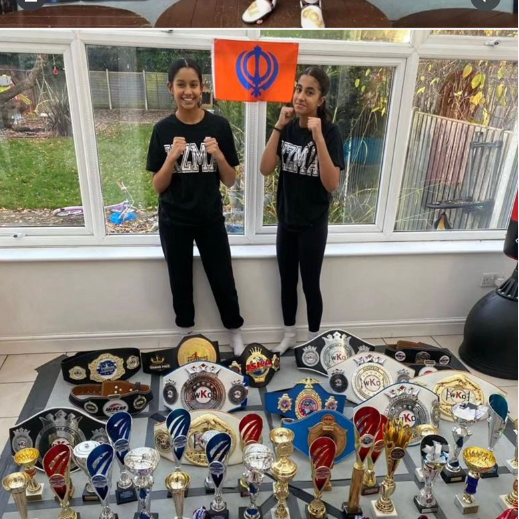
{"left": 85, "top": 46, "right": 245, "bottom": 235}
{"left": 433, "top": 30, "right": 518, "bottom": 38}
{"left": 261, "top": 30, "right": 410, "bottom": 43}
{"left": 0, "top": 53, "right": 82, "bottom": 228}
{"left": 263, "top": 64, "right": 394, "bottom": 226}
{"left": 396, "top": 59, "right": 518, "bottom": 232}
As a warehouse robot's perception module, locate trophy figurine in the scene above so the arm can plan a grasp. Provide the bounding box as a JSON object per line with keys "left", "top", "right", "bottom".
{"left": 362, "top": 415, "right": 387, "bottom": 496}
{"left": 87, "top": 443, "right": 118, "bottom": 519}
{"left": 270, "top": 428, "right": 298, "bottom": 519}
{"left": 206, "top": 432, "right": 232, "bottom": 519}
{"left": 166, "top": 409, "right": 191, "bottom": 498}
{"left": 165, "top": 471, "right": 190, "bottom": 519}
{"left": 441, "top": 401, "right": 488, "bottom": 484}
{"left": 238, "top": 413, "right": 263, "bottom": 497}
{"left": 506, "top": 418, "right": 518, "bottom": 475}
{"left": 307, "top": 437, "right": 336, "bottom": 519}
{"left": 240, "top": 443, "right": 274, "bottom": 519}
{"left": 13, "top": 447, "right": 44, "bottom": 501}
{"left": 454, "top": 446, "right": 497, "bottom": 514}
{"left": 106, "top": 411, "right": 138, "bottom": 505}
{"left": 2, "top": 472, "right": 31, "bottom": 519}
{"left": 43, "top": 444, "right": 80, "bottom": 519}
{"left": 482, "top": 393, "right": 508, "bottom": 479}
{"left": 499, "top": 478, "right": 518, "bottom": 511}
{"left": 371, "top": 419, "right": 413, "bottom": 518}
{"left": 343, "top": 406, "right": 380, "bottom": 518}
{"left": 413, "top": 435, "right": 449, "bottom": 513}
{"left": 125, "top": 447, "right": 161, "bottom": 519}
{"left": 73, "top": 441, "right": 101, "bottom": 501}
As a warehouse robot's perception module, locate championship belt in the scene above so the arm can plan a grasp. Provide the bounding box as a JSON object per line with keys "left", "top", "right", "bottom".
{"left": 153, "top": 410, "right": 243, "bottom": 466}
{"left": 384, "top": 340, "right": 452, "bottom": 366}
{"left": 294, "top": 329, "right": 375, "bottom": 376}
{"left": 61, "top": 348, "right": 141, "bottom": 385}
{"left": 282, "top": 410, "right": 355, "bottom": 463}
{"left": 162, "top": 361, "right": 248, "bottom": 413}
{"left": 142, "top": 335, "right": 221, "bottom": 375}
{"left": 412, "top": 370, "right": 506, "bottom": 422}
{"left": 353, "top": 382, "right": 440, "bottom": 446}
{"left": 223, "top": 343, "right": 279, "bottom": 388}
{"left": 265, "top": 377, "right": 346, "bottom": 420}
{"left": 9, "top": 407, "right": 109, "bottom": 472}
{"left": 69, "top": 381, "right": 153, "bottom": 418}
{"left": 327, "top": 352, "right": 414, "bottom": 405}
{"left": 410, "top": 362, "right": 456, "bottom": 377}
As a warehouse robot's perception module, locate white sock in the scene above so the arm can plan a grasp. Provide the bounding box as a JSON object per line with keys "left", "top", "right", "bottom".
{"left": 272, "top": 326, "right": 297, "bottom": 355}
{"left": 229, "top": 328, "right": 246, "bottom": 356}
{"left": 178, "top": 326, "right": 194, "bottom": 337}
{"left": 308, "top": 330, "right": 320, "bottom": 342}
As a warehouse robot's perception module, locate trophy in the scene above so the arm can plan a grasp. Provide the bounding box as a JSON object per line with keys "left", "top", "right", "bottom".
{"left": 307, "top": 437, "right": 336, "bottom": 519}
{"left": 454, "top": 446, "right": 497, "bottom": 514}
{"left": 413, "top": 424, "right": 441, "bottom": 482}
{"left": 482, "top": 393, "right": 508, "bottom": 478}
{"left": 499, "top": 478, "right": 518, "bottom": 512}
{"left": 166, "top": 409, "right": 191, "bottom": 498}
{"left": 506, "top": 418, "right": 518, "bottom": 475}
{"left": 2, "top": 472, "right": 31, "bottom": 519}
{"left": 270, "top": 428, "right": 298, "bottom": 519}
{"left": 124, "top": 447, "right": 161, "bottom": 519}
{"left": 362, "top": 415, "right": 387, "bottom": 496}
{"left": 371, "top": 419, "right": 413, "bottom": 518}
{"left": 200, "top": 430, "right": 220, "bottom": 492}
{"left": 87, "top": 443, "right": 118, "bottom": 519}
{"left": 73, "top": 441, "right": 101, "bottom": 501}
{"left": 165, "top": 471, "right": 191, "bottom": 519}
{"left": 343, "top": 406, "right": 381, "bottom": 518}
{"left": 106, "top": 411, "right": 138, "bottom": 504}
{"left": 206, "top": 432, "right": 232, "bottom": 519}
{"left": 440, "top": 401, "right": 488, "bottom": 484}
{"left": 240, "top": 443, "right": 274, "bottom": 519}
{"left": 13, "top": 447, "right": 44, "bottom": 501}
{"left": 43, "top": 444, "right": 79, "bottom": 519}
{"left": 413, "top": 434, "right": 449, "bottom": 513}
{"left": 238, "top": 413, "right": 263, "bottom": 496}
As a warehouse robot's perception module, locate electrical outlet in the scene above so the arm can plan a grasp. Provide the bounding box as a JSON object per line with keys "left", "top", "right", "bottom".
{"left": 480, "top": 273, "right": 497, "bottom": 287}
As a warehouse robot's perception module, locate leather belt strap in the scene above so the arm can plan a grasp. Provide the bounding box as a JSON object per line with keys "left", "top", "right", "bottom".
{"left": 384, "top": 341, "right": 452, "bottom": 365}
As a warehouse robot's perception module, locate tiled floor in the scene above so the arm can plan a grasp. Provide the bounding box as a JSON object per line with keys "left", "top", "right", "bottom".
{"left": 0, "top": 336, "right": 516, "bottom": 432}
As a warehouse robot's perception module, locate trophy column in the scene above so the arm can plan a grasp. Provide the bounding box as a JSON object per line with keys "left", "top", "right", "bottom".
{"left": 2, "top": 472, "right": 32, "bottom": 519}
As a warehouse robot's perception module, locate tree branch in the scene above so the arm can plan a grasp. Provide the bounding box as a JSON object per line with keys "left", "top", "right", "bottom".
{"left": 0, "top": 54, "right": 47, "bottom": 106}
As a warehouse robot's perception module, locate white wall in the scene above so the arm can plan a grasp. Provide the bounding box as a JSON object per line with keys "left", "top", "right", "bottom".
{"left": 0, "top": 249, "right": 515, "bottom": 354}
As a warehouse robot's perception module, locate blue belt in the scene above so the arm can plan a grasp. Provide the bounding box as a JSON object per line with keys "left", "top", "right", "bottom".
{"left": 265, "top": 378, "right": 346, "bottom": 420}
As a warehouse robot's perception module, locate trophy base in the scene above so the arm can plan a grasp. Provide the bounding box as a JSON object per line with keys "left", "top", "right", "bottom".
{"left": 82, "top": 485, "right": 100, "bottom": 502}
{"left": 361, "top": 484, "right": 380, "bottom": 496}
{"left": 26, "top": 483, "right": 44, "bottom": 502}
{"left": 370, "top": 501, "right": 398, "bottom": 518}
{"left": 413, "top": 496, "right": 438, "bottom": 514}
{"left": 480, "top": 463, "right": 499, "bottom": 479}
{"left": 207, "top": 509, "right": 229, "bottom": 519}
{"left": 341, "top": 504, "right": 364, "bottom": 519}
{"left": 415, "top": 468, "right": 424, "bottom": 483}
{"left": 115, "top": 484, "right": 138, "bottom": 505}
{"left": 498, "top": 494, "right": 516, "bottom": 511}
{"left": 440, "top": 467, "right": 466, "bottom": 484}
{"left": 505, "top": 459, "right": 518, "bottom": 475}
{"left": 454, "top": 494, "right": 479, "bottom": 514}
{"left": 239, "top": 478, "right": 250, "bottom": 497}
{"left": 239, "top": 506, "right": 262, "bottom": 519}
{"left": 134, "top": 514, "right": 158, "bottom": 519}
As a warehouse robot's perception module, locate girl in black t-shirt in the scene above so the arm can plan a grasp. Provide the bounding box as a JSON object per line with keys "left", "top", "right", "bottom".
{"left": 260, "top": 67, "right": 345, "bottom": 354}
{"left": 146, "top": 58, "right": 246, "bottom": 355}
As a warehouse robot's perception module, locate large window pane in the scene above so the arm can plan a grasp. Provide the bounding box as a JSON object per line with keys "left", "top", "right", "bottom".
{"left": 0, "top": 53, "right": 82, "bottom": 228}
{"left": 396, "top": 59, "right": 518, "bottom": 232}
{"left": 261, "top": 30, "right": 410, "bottom": 43}
{"left": 263, "top": 64, "right": 394, "bottom": 227}
{"left": 85, "top": 46, "right": 245, "bottom": 235}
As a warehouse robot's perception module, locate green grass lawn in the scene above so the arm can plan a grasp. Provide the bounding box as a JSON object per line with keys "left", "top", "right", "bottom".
{"left": 0, "top": 123, "right": 158, "bottom": 210}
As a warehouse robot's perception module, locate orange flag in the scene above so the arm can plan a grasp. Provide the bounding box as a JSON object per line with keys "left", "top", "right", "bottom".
{"left": 213, "top": 39, "right": 299, "bottom": 103}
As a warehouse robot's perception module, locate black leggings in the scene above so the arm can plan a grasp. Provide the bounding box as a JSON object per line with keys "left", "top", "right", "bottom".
{"left": 276, "top": 214, "right": 328, "bottom": 332}
{"left": 159, "top": 218, "right": 244, "bottom": 330}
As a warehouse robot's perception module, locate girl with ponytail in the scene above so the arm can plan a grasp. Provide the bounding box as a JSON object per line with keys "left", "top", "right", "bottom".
{"left": 260, "top": 67, "right": 345, "bottom": 355}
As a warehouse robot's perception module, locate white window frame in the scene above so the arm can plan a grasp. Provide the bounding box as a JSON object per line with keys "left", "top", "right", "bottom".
{"left": 0, "top": 29, "right": 516, "bottom": 248}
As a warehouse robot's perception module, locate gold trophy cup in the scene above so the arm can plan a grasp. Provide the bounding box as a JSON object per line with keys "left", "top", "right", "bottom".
{"left": 14, "top": 448, "right": 44, "bottom": 501}
{"left": 2, "top": 472, "right": 32, "bottom": 519}
{"left": 165, "top": 471, "right": 191, "bottom": 519}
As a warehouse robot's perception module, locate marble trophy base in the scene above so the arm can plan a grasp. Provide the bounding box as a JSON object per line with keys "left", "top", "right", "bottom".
{"left": 413, "top": 496, "right": 438, "bottom": 514}
{"left": 115, "top": 483, "right": 138, "bottom": 505}
{"left": 440, "top": 466, "right": 466, "bottom": 484}
{"left": 498, "top": 494, "right": 516, "bottom": 511}
{"left": 415, "top": 468, "right": 424, "bottom": 483}
{"left": 342, "top": 503, "right": 364, "bottom": 519}
{"left": 134, "top": 514, "right": 157, "bottom": 519}
{"left": 505, "top": 459, "right": 518, "bottom": 475}
{"left": 480, "top": 464, "right": 499, "bottom": 479}
{"left": 370, "top": 501, "right": 398, "bottom": 518}
{"left": 26, "top": 483, "right": 44, "bottom": 502}
{"left": 240, "top": 506, "right": 263, "bottom": 519}
{"left": 454, "top": 494, "right": 479, "bottom": 514}
{"left": 361, "top": 483, "right": 380, "bottom": 496}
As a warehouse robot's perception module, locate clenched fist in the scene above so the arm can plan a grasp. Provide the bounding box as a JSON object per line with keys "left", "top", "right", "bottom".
{"left": 276, "top": 106, "right": 295, "bottom": 129}
{"left": 307, "top": 117, "right": 324, "bottom": 142}
{"left": 169, "top": 137, "right": 187, "bottom": 161}
{"left": 204, "top": 137, "right": 224, "bottom": 161}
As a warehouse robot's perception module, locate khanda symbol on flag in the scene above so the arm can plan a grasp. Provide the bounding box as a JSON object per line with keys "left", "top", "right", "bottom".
{"left": 236, "top": 46, "right": 279, "bottom": 98}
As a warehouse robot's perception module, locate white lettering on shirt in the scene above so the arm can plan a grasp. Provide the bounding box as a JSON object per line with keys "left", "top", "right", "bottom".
{"left": 163, "top": 143, "right": 215, "bottom": 173}
{"left": 281, "top": 140, "right": 319, "bottom": 177}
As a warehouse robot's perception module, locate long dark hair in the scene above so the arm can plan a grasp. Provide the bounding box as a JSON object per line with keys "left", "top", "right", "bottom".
{"left": 300, "top": 66, "right": 332, "bottom": 124}
{"left": 167, "top": 58, "right": 203, "bottom": 85}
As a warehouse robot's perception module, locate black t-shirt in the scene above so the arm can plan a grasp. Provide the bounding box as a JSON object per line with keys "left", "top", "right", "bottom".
{"left": 146, "top": 110, "right": 239, "bottom": 226}
{"left": 276, "top": 118, "right": 345, "bottom": 230}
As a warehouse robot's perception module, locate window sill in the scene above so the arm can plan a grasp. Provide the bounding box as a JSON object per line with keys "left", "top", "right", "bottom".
{"left": 0, "top": 240, "right": 504, "bottom": 263}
